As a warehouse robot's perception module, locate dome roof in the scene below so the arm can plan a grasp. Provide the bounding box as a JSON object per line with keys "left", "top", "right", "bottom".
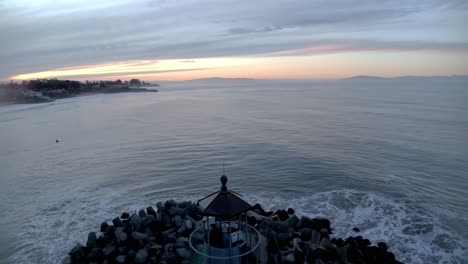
{"left": 198, "top": 175, "right": 252, "bottom": 219}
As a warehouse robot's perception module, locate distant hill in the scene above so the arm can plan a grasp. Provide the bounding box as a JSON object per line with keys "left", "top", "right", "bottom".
{"left": 342, "top": 75, "right": 386, "bottom": 81}
{"left": 187, "top": 77, "right": 258, "bottom": 82}
{"left": 342, "top": 75, "right": 468, "bottom": 82}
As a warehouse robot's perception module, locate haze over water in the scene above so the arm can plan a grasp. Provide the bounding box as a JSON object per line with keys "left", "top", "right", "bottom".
{"left": 0, "top": 79, "right": 467, "bottom": 263}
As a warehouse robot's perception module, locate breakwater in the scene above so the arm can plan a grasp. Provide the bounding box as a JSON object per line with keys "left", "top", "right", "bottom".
{"left": 66, "top": 200, "right": 402, "bottom": 264}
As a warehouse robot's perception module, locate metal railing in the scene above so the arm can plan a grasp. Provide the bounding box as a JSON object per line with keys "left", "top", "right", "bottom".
{"left": 189, "top": 221, "right": 262, "bottom": 264}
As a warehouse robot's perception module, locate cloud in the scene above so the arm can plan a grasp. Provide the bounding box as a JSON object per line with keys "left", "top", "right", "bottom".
{"left": 227, "top": 26, "right": 283, "bottom": 35}
{"left": 11, "top": 59, "right": 214, "bottom": 79}
{"left": 1, "top": 0, "right": 467, "bottom": 79}
{"left": 14, "top": 67, "right": 211, "bottom": 81}
{"left": 278, "top": 39, "right": 468, "bottom": 56}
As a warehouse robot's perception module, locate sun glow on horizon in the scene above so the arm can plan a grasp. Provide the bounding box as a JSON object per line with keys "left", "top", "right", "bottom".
{"left": 10, "top": 52, "right": 468, "bottom": 81}
{"left": 11, "top": 57, "right": 269, "bottom": 81}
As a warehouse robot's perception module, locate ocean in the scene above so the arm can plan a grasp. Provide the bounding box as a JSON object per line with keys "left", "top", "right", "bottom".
{"left": 0, "top": 79, "right": 467, "bottom": 263}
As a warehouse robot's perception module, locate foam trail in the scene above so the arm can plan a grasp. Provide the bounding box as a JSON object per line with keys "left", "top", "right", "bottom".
{"left": 243, "top": 190, "right": 468, "bottom": 264}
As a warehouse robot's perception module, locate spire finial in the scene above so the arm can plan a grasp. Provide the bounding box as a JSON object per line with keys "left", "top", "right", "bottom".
{"left": 220, "top": 175, "right": 228, "bottom": 192}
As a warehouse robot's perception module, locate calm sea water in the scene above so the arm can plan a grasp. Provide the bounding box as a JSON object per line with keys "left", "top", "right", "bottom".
{"left": 0, "top": 80, "right": 467, "bottom": 263}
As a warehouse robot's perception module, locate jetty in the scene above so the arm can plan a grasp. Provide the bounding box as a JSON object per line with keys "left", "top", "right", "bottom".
{"left": 66, "top": 176, "right": 402, "bottom": 264}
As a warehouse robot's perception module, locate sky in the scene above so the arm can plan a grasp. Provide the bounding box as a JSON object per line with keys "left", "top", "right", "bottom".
{"left": 1, "top": 0, "right": 468, "bottom": 81}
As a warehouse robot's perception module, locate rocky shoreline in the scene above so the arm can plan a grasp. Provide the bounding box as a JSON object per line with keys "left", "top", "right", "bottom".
{"left": 0, "top": 79, "right": 158, "bottom": 105}
{"left": 66, "top": 200, "right": 402, "bottom": 264}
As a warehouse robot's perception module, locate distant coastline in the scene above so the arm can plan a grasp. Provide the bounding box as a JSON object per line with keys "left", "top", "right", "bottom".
{"left": 0, "top": 78, "right": 159, "bottom": 105}
{"left": 156, "top": 75, "right": 468, "bottom": 83}
{"left": 340, "top": 75, "right": 468, "bottom": 82}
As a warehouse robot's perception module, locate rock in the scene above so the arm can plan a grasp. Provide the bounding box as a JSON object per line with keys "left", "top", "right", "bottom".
{"left": 128, "top": 249, "right": 136, "bottom": 260}
{"left": 165, "top": 200, "right": 177, "bottom": 210}
{"left": 177, "top": 225, "right": 187, "bottom": 235}
{"left": 297, "top": 215, "right": 311, "bottom": 228}
{"left": 378, "top": 241, "right": 388, "bottom": 251}
{"left": 105, "top": 225, "right": 115, "bottom": 238}
{"left": 177, "top": 201, "right": 192, "bottom": 209}
{"left": 96, "top": 235, "right": 109, "bottom": 248}
{"left": 152, "top": 244, "right": 163, "bottom": 250}
{"left": 164, "top": 243, "right": 175, "bottom": 252}
{"left": 161, "top": 252, "right": 176, "bottom": 264}
{"left": 129, "top": 239, "right": 145, "bottom": 250}
{"left": 87, "top": 248, "right": 103, "bottom": 262}
{"left": 251, "top": 203, "right": 271, "bottom": 216}
{"left": 311, "top": 230, "right": 321, "bottom": 245}
{"left": 148, "top": 244, "right": 162, "bottom": 256}
{"left": 313, "top": 218, "right": 331, "bottom": 233}
{"left": 68, "top": 244, "right": 85, "bottom": 261}
{"left": 166, "top": 232, "right": 178, "bottom": 242}
{"left": 300, "top": 228, "right": 312, "bottom": 241}
{"left": 275, "top": 210, "right": 289, "bottom": 221}
{"left": 132, "top": 232, "right": 148, "bottom": 240}
{"left": 112, "top": 217, "right": 123, "bottom": 227}
{"left": 291, "top": 231, "right": 300, "bottom": 239}
{"left": 331, "top": 238, "right": 345, "bottom": 247}
{"left": 143, "top": 226, "right": 151, "bottom": 235}
{"left": 115, "top": 227, "right": 128, "bottom": 242}
{"left": 271, "top": 221, "right": 289, "bottom": 233}
{"left": 246, "top": 210, "right": 267, "bottom": 222}
{"left": 297, "top": 240, "right": 309, "bottom": 254}
{"left": 142, "top": 214, "right": 154, "bottom": 226}
{"left": 320, "top": 228, "right": 328, "bottom": 236}
{"left": 115, "top": 255, "right": 127, "bottom": 264}
{"left": 176, "top": 247, "right": 191, "bottom": 259}
{"left": 156, "top": 202, "right": 165, "bottom": 212}
{"left": 162, "top": 227, "right": 176, "bottom": 236}
{"left": 147, "top": 206, "right": 157, "bottom": 217}
{"left": 193, "top": 231, "right": 204, "bottom": 242}
{"left": 61, "top": 255, "right": 71, "bottom": 264}
{"left": 121, "top": 212, "right": 130, "bottom": 219}
{"left": 135, "top": 248, "right": 148, "bottom": 264}
{"left": 169, "top": 206, "right": 185, "bottom": 217}
{"left": 276, "top": 232, "right": 290, "bottom": 241}
{"left": 386, "top": 252, "right": 396, "bottom": 261}
{"left": 336, "top": 245, "right": 349, "bottom": 263}
{"left": 66, "top": 202, "right": 403, "bottom": 264}
{"left": 152, "top": 217, "right": 164, "bottom": 232}
{"left": 117, "top": 247, "right": 129, "bottom": 255}
{"left": 161, "top": 211, "right": 171, "bottom": 226}
{"left": 184, "top": 203, "right": 199, "bottom": 216}
{"left": 100, "top": 222, "right": 109, "bottom": 232}
{"left": 103, "top": 245, "right": 116, "bottom": 258}
{"left": 175, "top": 237, "right": 188, "bottom": 248}
{"left": 173, "top": 215, "right": 183, "bottom": 227}
{"left": 283, "top": 252, "right": 295, "bottom": 263}
{"left": 363, "top": 238, "right": 371, "bottom": 246}
{"left": 185, "top": 219, "right": 193, "bottom": 230}
{"left": 138, "top": 209, "right": 147, "bottom": 218}
{"left": 315, "top": 259, "right": 326, "bottom": 264}
{"left": 130, "top": 213, "right": 141, "bottom": 232}
{"left": 285, "top": 214, "right": 299, "bottom": 228}
{"left": 86, "top": 232, "right": 97, "bottom": 249}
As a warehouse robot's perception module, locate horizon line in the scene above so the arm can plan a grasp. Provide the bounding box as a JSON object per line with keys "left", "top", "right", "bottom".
{"left": 2, "top": 74, "right": 468, "bottom": 83}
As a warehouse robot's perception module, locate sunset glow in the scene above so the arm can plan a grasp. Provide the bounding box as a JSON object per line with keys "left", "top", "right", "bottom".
{"left": 2, "top": 0, "right": 468, "bottom": 80}
{"left": 10, "top": 51, "right": 468, "bottom": 81}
